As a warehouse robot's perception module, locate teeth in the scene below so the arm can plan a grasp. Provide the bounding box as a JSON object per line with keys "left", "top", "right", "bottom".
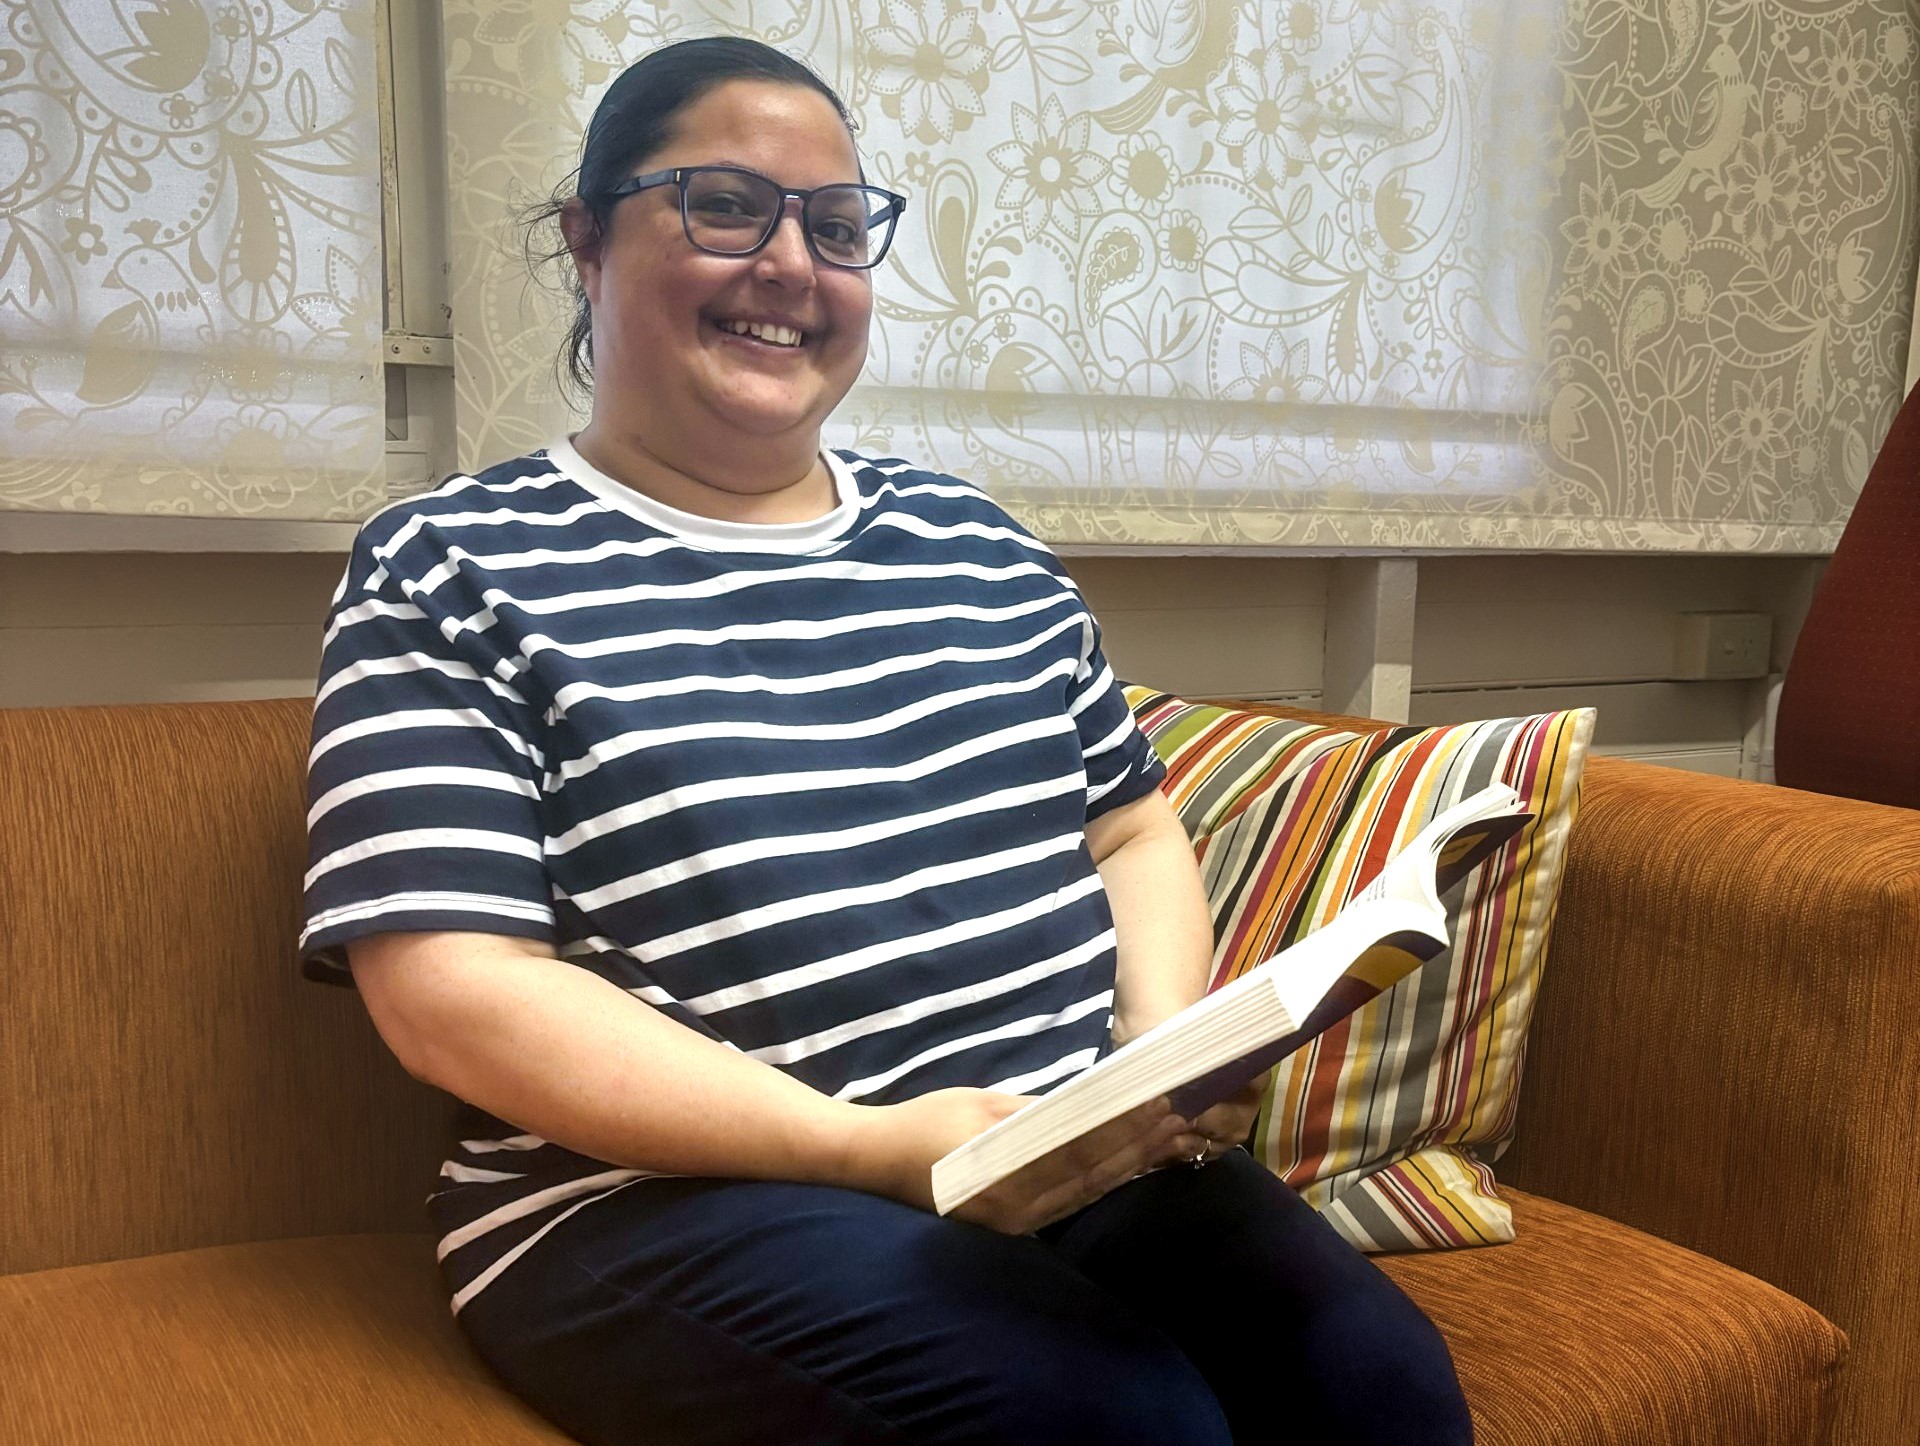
{"left": 719, "top": 319, "right": 803, "bottom": 347}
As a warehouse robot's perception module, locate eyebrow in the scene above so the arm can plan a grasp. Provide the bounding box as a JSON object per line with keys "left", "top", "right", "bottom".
{"left": 683, "top": 159, "right": 866, "bottom": 186}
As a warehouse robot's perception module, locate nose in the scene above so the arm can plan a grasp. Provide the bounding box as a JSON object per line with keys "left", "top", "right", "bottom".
{"left": 753, "top": 199, "right": 815, "bottom": 285}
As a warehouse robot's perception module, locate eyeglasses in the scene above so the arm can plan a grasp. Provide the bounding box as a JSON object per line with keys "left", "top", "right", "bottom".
{"left": 605, "top": 165, "right": 908, "bottom": 270}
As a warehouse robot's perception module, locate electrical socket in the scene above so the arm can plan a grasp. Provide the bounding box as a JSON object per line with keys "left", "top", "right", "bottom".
{"left": 1673, "top": 611, "right": 1772, "bottom": 680}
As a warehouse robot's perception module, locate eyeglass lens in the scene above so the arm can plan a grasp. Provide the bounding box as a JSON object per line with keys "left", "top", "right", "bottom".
{"left": 682, "top": 170, "right": 893, "bottom": 267}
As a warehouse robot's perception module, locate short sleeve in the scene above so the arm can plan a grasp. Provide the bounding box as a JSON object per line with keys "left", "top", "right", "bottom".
{"left": 299, "top": 526, "right": 555, "bottom": 985}
{"left": 1069, "top": 613, "right": 1167, "bottom": 822}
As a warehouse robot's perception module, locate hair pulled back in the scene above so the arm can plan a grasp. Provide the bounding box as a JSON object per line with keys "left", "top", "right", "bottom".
{"left": 524, "top": 36, "right": 857, "bottom": 401}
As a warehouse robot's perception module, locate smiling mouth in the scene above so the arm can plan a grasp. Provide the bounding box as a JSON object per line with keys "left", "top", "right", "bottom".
{"left": 715, "top": 318, "right": 806, "bottom": 348}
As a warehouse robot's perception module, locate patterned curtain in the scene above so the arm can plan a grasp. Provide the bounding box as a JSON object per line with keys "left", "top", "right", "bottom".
{"left": 442, "top": 0, "right": 1920, "bottom": 552}
{"left": 0, "top": 0, "right": 384, "bottom": 521}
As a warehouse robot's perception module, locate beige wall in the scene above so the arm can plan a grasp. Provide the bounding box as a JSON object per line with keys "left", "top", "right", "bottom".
{"left": 1062, "top": 552, "right": 1821, "bottom": 777}
{"left": 1062, "top": 557, "right": 1327, "bottom": 703}
{"left": 1, "top": 551, "right": 1330, "bottom": 710}
{"left": 0, "top": 549, "right": 1821, "bottom": 779}
{"left": 1409, "top": 555, "right": 1820, "bottom": 776}
{"left": 0, "top": 553, "right": 344, "bottom": 708}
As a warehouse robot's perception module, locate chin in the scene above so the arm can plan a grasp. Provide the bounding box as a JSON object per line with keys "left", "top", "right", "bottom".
{"left": 709, "top": 402, "right": 827, "bottom": 441}
{"left": 710, "top": 383, "right": 847, "bottom": 436}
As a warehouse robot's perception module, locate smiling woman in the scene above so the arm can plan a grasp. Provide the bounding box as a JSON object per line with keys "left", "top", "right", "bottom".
{"left": 299, "top": 34, "right": 1471, "bottom": 1446}
{"left": 550, "top": 69, "right": 878, "bottom": 522}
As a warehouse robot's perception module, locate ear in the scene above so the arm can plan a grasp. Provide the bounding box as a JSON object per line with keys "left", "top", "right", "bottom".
{"left": 560, "top": 197, "right": 604, "bottom": 308}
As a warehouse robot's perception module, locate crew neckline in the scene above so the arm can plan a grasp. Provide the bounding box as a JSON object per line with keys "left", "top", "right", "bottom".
{"left": 549, "top": 435, "right": 860, "bottom": 553}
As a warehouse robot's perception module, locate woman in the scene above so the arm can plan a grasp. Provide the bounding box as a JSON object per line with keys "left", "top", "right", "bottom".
{"left": 300, "top": 36, "right": 1472, "bottom": 1446}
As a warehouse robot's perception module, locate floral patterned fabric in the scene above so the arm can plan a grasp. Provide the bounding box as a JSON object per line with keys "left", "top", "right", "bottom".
{"left": 0, "top": 0, "right": 385, "bottom": 520}
{"left": 443, "top": 0, "right": 1920, "bottom": 552}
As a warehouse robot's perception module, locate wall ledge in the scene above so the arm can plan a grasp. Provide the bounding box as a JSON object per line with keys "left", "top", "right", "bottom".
{"left": 0, "top": 514, "right": 361, "bottom": 553}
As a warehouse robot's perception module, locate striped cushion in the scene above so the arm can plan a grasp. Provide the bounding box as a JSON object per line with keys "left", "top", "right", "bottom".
{"left": 1125, "top": 689, "right": 1596, "bottom": 1252}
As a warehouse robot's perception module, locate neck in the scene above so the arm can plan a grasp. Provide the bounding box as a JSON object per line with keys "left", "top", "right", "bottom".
{"left": 571, "top": 422, "right": 834, "bottom": 526}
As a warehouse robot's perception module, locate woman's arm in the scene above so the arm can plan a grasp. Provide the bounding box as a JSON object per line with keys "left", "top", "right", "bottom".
{"left": 350, "top": 929, "right": 1205, "bottom": 1232}
{"left": 1086, "top": 787, "right": 1215, "bottom": 1047}
{"left": 1088, "top": 788, "right": 1267, "bottom": 1155}
{"left": 351, "top": 929, "right": 873, "bottom": 1183}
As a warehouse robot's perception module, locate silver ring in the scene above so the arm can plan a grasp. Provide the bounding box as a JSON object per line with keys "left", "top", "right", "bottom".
{"left": 1185, "top": 1142, "right": 1211, "bottom": 1169}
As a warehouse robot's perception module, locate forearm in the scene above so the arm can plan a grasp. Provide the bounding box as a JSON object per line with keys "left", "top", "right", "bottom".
{"left": 1092, "top": 793, "right": 1215, "bottom": 1047}
{"left": 353, "top": 933, "right": 865, "bottom": 1187}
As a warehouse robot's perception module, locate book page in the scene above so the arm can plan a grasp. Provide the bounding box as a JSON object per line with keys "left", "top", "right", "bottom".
{"left": 931, "top": 783, "right": 1529, "bottom": 1213}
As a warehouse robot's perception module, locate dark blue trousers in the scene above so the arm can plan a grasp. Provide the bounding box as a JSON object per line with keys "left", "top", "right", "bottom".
{"left": 454, "top": 1149, "right": 1472, "bottom": 1444}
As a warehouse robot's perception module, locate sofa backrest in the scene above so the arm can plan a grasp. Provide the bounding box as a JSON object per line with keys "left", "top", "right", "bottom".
{"left": 1774, "top": 373, "right": 1920, "bottom": 808}
{"left": 0, "top": 698, "right": 453, "bottom": 1276}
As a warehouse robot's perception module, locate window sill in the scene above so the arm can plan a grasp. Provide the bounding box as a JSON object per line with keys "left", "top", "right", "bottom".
{"left": 0, "top": 513, "right": 362, "bottom": 553}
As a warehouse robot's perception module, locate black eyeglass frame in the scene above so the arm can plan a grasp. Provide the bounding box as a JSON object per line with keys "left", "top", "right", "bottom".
{"left": 604, "top": 165, "right": 908, "bottom": 270}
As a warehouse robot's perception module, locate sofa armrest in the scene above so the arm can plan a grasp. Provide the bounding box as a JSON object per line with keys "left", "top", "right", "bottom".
{"left": 1498, "top": 757, "right": 1920, "bottom": 1441}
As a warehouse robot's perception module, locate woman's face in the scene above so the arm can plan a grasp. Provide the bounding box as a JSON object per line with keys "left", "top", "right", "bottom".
{"left": 572, "top": 79, "right": 873, "bottom": 470}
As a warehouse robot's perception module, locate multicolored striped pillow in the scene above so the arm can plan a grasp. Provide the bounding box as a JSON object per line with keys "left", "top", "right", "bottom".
{"left": 1125, "top": 689, "right": 1596, "bottom": 1252}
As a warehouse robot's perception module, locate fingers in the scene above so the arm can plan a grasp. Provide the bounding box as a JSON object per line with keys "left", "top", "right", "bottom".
{"left": 965, "top": 1104, "right": 1189, "bottom": 1233}
{"left": 1037, "top": 1098, "right": 1175, "bottom": 1182}
{"left": 953, "top": 1087, "right": 1282, "bottom": 1235}
{"left": 1165, "top": 1131, "right": 1212, "bottom": 1164}
{"left": 1056, "top": 1105, "right": 1184, "bottom": 1186}
{"left": 1189, "top": 1074, "right": 1269, "bottom": 1144}
{"left": 956, "top": 1081, "right": 1278, "bottom": 1234}
{"left": 1021, "top": 1158, "right": 1133, "bottom": 1232}
{"left": 1153, "top": 1128, "right": 1233, "bottom": 1174}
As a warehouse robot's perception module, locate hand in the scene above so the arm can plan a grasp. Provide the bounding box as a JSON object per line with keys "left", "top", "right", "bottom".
{"left": 1176, "top": 1071, "right": 1270, "bottom": 1167}
{"left": 841, "top": 1088, "right": 1208, "bottom": 1235}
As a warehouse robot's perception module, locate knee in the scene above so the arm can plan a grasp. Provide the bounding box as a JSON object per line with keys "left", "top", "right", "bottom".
{"left": 991, "top": 1341, "right": 1232, "bottom": 1446}
{"left": 851, "top": 1216, "right": 1232, "bottom": 1446}
{"left": 1298, "top": 1291, "right": 1473, "bottom": 1445}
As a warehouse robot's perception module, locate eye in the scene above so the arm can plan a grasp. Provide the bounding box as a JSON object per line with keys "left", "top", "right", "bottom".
{"left": 685, "top": 175, "right": 777, "bottom": 228}
{"left": 692, "top": 189, "right": 761, "bottom": 219}
{"left": 812, "top": 216, "right": 863, "bottom": 245}
{"left": 809, "top": 192, "right": 873, "bottom": 252}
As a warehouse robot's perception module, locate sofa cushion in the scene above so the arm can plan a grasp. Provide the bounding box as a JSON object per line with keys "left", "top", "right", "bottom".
{"left": 0, "top": 1234, "right": 567, "bottom": 1445}
{"left": 1126, "top": 689, "right": 1595, "bottom": 1252}
{"left": 1380, "top": 1189, "right": 1847, "bottom": 1445}
{"left": 0, "top": 1203, "right": 1843, "bottom": 1444}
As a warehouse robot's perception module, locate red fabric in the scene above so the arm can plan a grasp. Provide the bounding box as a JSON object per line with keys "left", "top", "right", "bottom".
{"left": 1775, "top": 385, "right": 1920, "bottom": 808}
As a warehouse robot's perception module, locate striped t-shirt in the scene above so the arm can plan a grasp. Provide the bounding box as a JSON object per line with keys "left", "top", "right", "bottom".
{"left": 299, "top": 438, "right": 1166, "bottom": 1312}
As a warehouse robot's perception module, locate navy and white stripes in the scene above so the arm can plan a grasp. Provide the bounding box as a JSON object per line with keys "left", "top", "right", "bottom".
{"left": 300, "top": 438, "right": 1164, "bottom": 1311}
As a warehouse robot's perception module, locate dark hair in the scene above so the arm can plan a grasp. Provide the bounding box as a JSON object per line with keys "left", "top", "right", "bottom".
{"left": 523, "top": 37, "right": 858, "bottom": 401}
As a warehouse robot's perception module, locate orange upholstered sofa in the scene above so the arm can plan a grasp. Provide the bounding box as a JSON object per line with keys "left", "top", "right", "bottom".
{"left": 4, "top": 696, "right": 1916, "bottom": 1444}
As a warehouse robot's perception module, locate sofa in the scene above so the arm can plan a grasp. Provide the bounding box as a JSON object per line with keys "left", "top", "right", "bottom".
{"left": 3, "top": 695, "right": 1916, "bottom": 1444}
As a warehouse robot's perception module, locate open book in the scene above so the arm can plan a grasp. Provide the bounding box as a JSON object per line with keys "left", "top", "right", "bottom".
{"left": 931, "top": 783, "right": 1532, "bottom": 1216}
